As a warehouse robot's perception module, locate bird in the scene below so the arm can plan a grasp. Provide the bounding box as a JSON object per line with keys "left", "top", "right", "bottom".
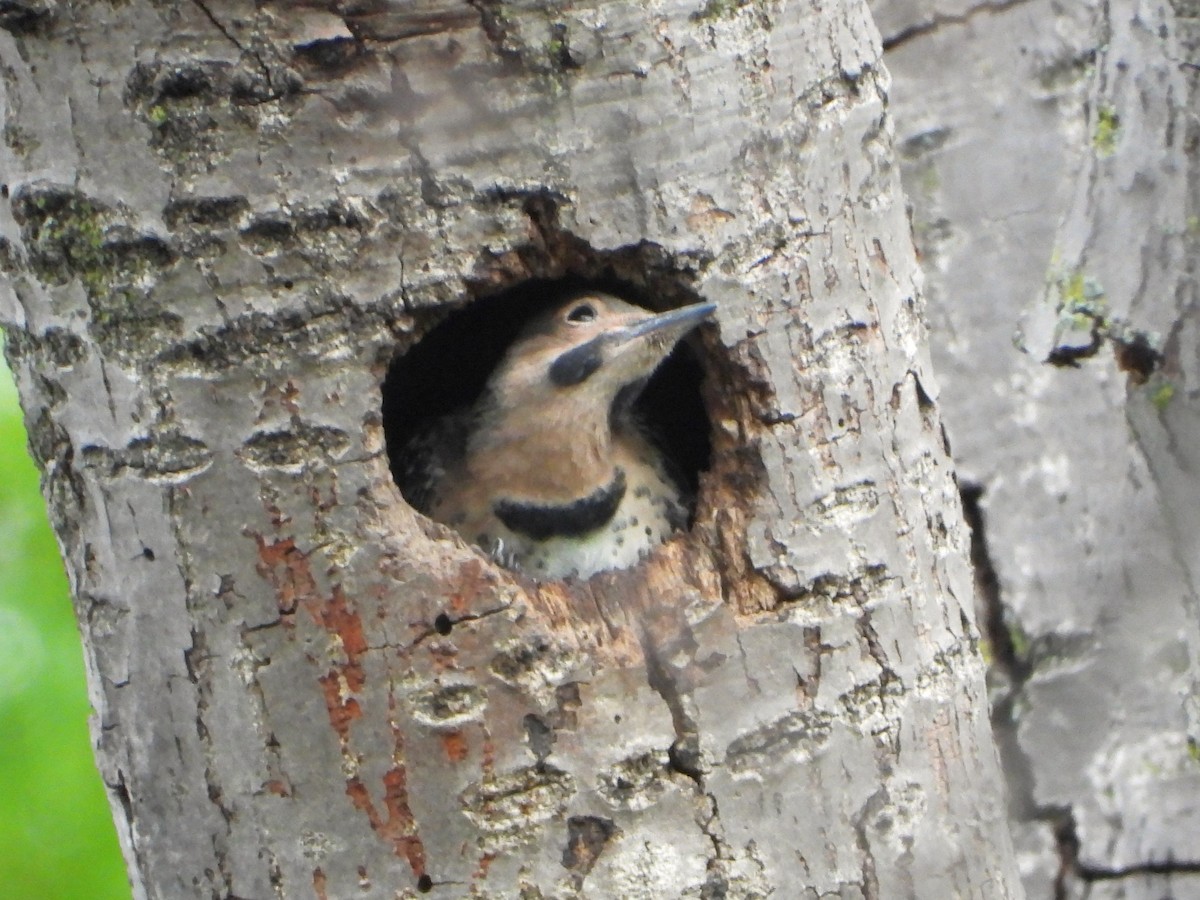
{"left": 399, "top": 291, "right": 716, "bottom": 579}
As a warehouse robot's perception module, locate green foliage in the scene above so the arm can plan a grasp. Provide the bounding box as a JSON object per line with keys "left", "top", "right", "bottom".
{"left": 0, "top": 339, "right": 130, "bottom": 900}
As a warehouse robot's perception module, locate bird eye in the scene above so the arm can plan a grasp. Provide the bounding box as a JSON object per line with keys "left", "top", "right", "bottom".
{"left": 566, "top": 304, "right": 596, "bottom": 324}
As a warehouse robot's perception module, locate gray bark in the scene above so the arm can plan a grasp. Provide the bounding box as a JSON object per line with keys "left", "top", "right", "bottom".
{"left": 873, "top": 0, "right": 1200, "bottom": 896}
{"left": 0, "top": 2, "right": 1018, "bottom": 897}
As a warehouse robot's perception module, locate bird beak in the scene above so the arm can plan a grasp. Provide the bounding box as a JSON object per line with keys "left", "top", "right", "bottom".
{"left": 548, "top": 300, "right": 716, "bottom": 388}
{"left": 618, "top": 301, "right": 717, "bottom": 345}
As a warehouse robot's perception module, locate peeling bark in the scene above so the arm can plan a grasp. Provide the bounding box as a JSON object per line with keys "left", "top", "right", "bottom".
{"left": 1, "top": 2, "right": 1018, "bottom": 897}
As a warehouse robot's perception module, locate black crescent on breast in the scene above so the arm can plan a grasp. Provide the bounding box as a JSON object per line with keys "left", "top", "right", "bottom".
{"left": 494, "top": 469, "right": 627, "bottom": 540}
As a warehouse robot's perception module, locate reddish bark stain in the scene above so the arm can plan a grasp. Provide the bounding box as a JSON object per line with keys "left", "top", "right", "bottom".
{"left": 440, "top": 729, "right": 469, "bottom": 763}
{"left": 447, "top": 559, "right": 486, "bottom": 616}
{"left": 475, "top": 852, "right": 496, "bottom": 879}
{"left": 280, "top": 380, "right": 301, "bottom": 416}
{"left": 382, "top": 765, "right": 427, "bottom": 875}
{"left": 319, "top": 672, "right": 363, "bottom": 741}
{"left": 346, "top": 777, "right": 372, "bottom": 813}
{"left": 252, "top": 535, "right": 319, "bottom": 618}
{"left": 318, "top": 586, "right": 368, "bottom": 688}
{"left": 251, "top": 530, "right": 427, "bottom": 879}
{"left": 261, "top": 779, "right": 290, "bottom": 797}
{"left": 310, "top": 482, "right": 338, "bottom": 513}
{"left": 429, "top": 643, "right": 459, "bottom": 673}
{"left": 254, "top": 532, "right": 370, "bottom": 740}
{"left": 480, "top": 734, "right": 496, "bottom": 780}
{"left": 346, "top": 771, "right": 427, "bottom": 878}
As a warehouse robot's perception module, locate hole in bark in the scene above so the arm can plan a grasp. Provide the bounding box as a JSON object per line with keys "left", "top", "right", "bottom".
{"left": 1111, "top": 330, "right": 1162, "bottom": 384}
{"left": 433, "top": 613, "right": 453, "bottom": 635}
{"left": 416, "top": 873, "right": 433, "bottom": 893}
{"left": 562, "top": 815, "right": 618, "bottom": 873}
{"left": 381, "top": 275, "right": 713, "bottom": 579}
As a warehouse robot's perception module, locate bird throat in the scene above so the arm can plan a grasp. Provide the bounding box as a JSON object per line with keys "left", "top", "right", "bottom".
{"left": 494, "top": 468, "right": 627, "bottom": 540}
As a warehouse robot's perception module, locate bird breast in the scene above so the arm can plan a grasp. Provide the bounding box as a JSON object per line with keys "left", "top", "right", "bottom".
{"left": 434, "top": 429, "right": 686, "bottom": 579}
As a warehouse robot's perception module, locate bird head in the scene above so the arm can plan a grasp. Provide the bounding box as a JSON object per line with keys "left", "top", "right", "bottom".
{"left": 483, "top": 292, "right": 716, "bottom": 418}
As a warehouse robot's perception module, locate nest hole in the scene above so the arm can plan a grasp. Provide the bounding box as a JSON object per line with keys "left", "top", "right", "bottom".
{"left": 381, "top": 275, "right": 713, "bottom": 534}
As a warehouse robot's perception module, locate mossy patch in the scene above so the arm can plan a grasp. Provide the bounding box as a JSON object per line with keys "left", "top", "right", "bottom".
{"left": 12, "top": 187, "right": 176, "bottom": 295}
{"left": 1007, "top": 620, "right": 1030, "bottom": 662}
{"left": 1041, "top": 265, "right": 1164, "bottom": 381}
{"left": 125, "top": 59, "right": 304, "bottom": 167}
{"left": 11, "top": 186, "right": 183, "bottom": 360}
{"left": 12, "top": 188, "right": 110, "bottom": 291}
{"left": 1093, "top": 104, "right": 1119, "bottom": 157}
{"left": 691, "top": 0, "right": 741, "bottom": 21}
{"left": 1150, "top": 379, "right": 1175, "bottom": 412}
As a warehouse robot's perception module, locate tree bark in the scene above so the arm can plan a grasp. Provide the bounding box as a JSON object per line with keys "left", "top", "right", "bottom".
{"left": 0, "top": 2, "right": 1019, "bottom": 897}
{"left": 873, "top": 0, "right": 1200, "bottom": 895}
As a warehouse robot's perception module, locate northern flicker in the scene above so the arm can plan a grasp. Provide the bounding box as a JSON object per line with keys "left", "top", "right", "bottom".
{"left": 399, "top": 292, "right": 715, "bottom": 579}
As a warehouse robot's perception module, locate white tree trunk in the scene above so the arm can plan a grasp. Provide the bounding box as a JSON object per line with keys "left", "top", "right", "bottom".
{"left": 0, "top": 2, "right": 1019, "bottom": 897}
{"left": 874, "top": 0, "right": 1200, "bottom": 895}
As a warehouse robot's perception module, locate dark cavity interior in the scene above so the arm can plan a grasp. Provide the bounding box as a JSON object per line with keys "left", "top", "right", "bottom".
{"left": 382, "top": 276, "right": 712, "bottom": 515}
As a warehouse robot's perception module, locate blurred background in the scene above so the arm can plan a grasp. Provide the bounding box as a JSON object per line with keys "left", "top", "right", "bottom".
{"left": 1, "top": 338, "right": 130, "bottom": 900}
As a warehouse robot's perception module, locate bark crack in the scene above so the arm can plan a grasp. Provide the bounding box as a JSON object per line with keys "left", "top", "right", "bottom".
{"left": 639, "top": 630, "right": 744, "bottom": 895}
{"left": 960, "top": 484, "right": 1028, "bottom": 685}
{"left": 852, "top": 790, "right": 883, "bottom": 900}
{"left": 880, "top": 0, "right": 1040, "bottom": 52}
{"left": 189, "top": 0, "right": 296, "bottom": 105}
{"left": 465, "top": 0, "right": 521, "bottom": 58}
{"left": 961, "top": 482, "right": 1063, "bottom": 813}
{"left": 959, "top": 485, "right": 1189, "bottom": 896}
{"left": 1079, "top": 858, "right": 1200, "bottom": 879}
{"left": 64, "top": 92, "right": 87, "bottom": 175}
{"left": 1053, "top": 809, "right": 1200, "bottom": 895}
{"left": 173, "top": 485, "right": 246, "bottom": 897}
{"left": 410, "top": 602, "right": 513, "bottom": 647}
{"left": 190, "top": 0, "right": 249, "bottom": 55}
{"left": 642, "top": 640, "right": 703, "bottom": 784}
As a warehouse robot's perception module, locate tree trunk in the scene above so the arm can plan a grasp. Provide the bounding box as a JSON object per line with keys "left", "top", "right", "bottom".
{"left": 873, "top": 0, "right": 1200, "bottom": 895}
{"left": 0, "top": 2, "right": 1019, "bottom": 897}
